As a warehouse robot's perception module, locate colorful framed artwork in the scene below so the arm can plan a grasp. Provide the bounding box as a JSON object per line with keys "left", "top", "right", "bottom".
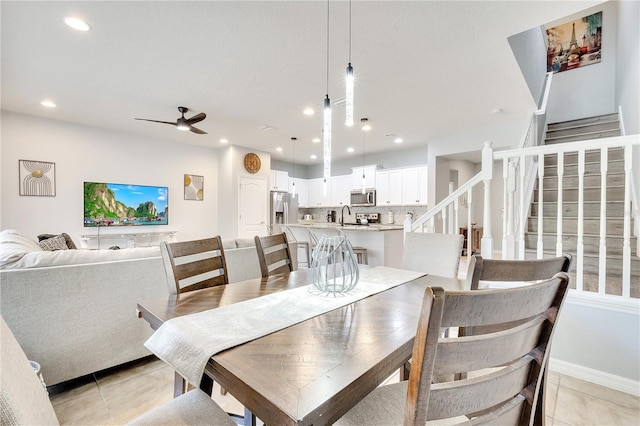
{"left": 19, "top": 159, "right": 56, "bottom": 196}
{"left": 184, "top": 174, "right": 204, "bottom": 200}
{"left": 546, "top": 11, "right": 602, "bottom": 73}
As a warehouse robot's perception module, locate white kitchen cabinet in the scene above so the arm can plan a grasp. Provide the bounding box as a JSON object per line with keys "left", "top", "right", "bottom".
{"left": 376, "top": 169, "right": 404, "bottom": 206}
{"left": 308, "top": 178, "right": 332, "bottom": 207}
{"left": 331, "top": 175, "right": 351, "bottom": 206}
{"left": 289, "top": 178, "right": 308, "bottom": 208}
{"left": 402, "top": 166, "right": 428, "bottom": 205}
{"left": 351, "top": 165, "right": 377, "bottom": 190}
{"left": 270, "top": 170, "right": 289, "bottom": 191}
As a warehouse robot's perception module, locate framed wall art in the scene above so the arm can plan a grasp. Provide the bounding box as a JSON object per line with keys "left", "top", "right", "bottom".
{"left": 184, "top": 174, "right": 204, "bottom": 200}
{"left": 19, "top": 159, "right": 56, "bottom": 196}
{"left": 546, "top": 11, "right": 602, "bottom": 73}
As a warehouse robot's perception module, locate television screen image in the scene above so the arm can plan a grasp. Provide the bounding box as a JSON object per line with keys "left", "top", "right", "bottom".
{"left": 84, "top": 182, "right": 168, "bottom": 227}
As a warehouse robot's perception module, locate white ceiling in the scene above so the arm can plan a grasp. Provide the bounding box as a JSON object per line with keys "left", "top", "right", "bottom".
{"left": 1, "top": 0, "right": 602, "bottom": 165}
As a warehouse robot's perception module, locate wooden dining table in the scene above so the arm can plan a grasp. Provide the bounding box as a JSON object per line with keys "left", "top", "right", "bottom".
{"left": 137, "top": 268, "right": 465, "bottom": 426}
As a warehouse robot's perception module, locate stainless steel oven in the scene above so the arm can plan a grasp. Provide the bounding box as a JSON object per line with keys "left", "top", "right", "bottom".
{"left": 350, "top": 189, "right": 376, "bottom": 207}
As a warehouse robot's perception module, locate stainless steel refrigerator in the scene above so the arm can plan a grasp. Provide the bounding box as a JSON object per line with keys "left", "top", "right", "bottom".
{"left": 270, "top": 191, "right": 298, "bottom": 227}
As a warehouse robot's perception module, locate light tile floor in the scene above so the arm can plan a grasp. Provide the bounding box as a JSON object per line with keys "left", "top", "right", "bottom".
{"left": 49, "top": 356, "right": 639, "bottom": 425}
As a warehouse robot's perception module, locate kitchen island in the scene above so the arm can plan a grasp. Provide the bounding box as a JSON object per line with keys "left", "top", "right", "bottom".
{"left": 285, "top": 222, "right": 405, "bottom": 268}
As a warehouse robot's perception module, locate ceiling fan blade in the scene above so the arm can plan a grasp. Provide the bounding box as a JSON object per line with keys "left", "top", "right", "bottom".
{"left": 189, "top": 126, "right": 207, "bottom": 135}
{"left": 185, "top": 112, "right": 206, "bottom": 125}
{"left": 134, "top": 118, "right": 177, "bottom": 126}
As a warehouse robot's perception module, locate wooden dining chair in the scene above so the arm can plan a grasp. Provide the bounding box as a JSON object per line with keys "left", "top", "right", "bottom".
{"left": 255, "top": 232, "right": 294, "bottom": 277}
{"left": 0, "top": 316, "right": 236, "bottom": 426}
{"left": 159, "top": 236, "right": 230, "bottom": 397}
{"left": 336, "top": 272, "right": 570, "bottom": 426}
{"left": 466, "top": 253, "right": 573, "bottom": 290}
{"left": 402, "top": 232, "right": 464, "bottom": 279}
{"left": 160, "top": 236, "right": 229, "bottom": 295}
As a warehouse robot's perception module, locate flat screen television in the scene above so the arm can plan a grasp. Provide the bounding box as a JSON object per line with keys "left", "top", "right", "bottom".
{"left": 84, "top": 182, "right": 168, "bottom": 227}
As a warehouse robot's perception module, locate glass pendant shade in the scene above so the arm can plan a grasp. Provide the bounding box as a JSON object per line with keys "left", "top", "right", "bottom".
{"left": 345, "top": 63, "right": 354, "bottom": 127}
{"left": 323, "top": 95, "right": 332, "bottom": 181}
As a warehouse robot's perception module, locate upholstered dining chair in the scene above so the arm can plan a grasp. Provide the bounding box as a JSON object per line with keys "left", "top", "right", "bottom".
{"left": 402, "top": 232, "right": 464, "bottom": 279}
{"left": 255, "top": 232, "right": 294, "bottom": 277}
{"left": 0, "top": 316, "right": 235, "bottom": 426}
{"left": 160, "top": 236, "right": 229, "bottom": 295}
{"left": 336, "top": 272, "right": 570, "bottom": 426}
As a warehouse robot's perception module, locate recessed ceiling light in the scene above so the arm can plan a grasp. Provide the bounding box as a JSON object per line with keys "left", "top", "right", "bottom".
{"left": 276, "top": 147, "right": 283, "bottom": 152}
{"left": 312, "top": 138, "right": 321, "bottom": 143}
{"left": 394, "top": 137, "right": 403, "bottom": 144}
{"left": 303, "top": 108, "right": 314, "bottom": 116}
{"left": 64, "top": 17, "right": 91, "bottom": 31}
{"left": 40, "top": 100, "right": 56, "bottom": 108}
{"left": 220, "top": 138, "right": 228, "bottom": 144}
{"left": 310, "top": 154, "right": 317, "bottom": 159}
{"left": 346, "top": 147, "right": 355, "bottom": 153}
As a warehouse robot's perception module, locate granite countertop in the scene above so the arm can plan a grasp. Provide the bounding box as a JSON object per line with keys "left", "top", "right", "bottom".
{"left": 286, "top": 222, "right": 404, "bottom": 232}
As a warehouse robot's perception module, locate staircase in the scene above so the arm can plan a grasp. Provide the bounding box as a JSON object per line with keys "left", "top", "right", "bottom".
{"left": 526, "top": 112, "right": 639, "bottom": 298}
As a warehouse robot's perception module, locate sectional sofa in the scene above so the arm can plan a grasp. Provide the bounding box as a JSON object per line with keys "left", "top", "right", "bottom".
{"left": 0, "top": 230, "right": 281, "bottom": 386}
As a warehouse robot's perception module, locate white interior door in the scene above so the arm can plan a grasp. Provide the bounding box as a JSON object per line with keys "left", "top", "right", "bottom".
{"left": 238, "top": 175, "right": 267, "bottom": 238}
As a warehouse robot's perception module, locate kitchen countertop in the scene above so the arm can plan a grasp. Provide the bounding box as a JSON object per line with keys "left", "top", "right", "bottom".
{"left": 285, "top": 222, "right": 404, "bottom": 232}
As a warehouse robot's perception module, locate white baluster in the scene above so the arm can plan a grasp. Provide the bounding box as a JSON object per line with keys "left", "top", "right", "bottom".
{"left": 467, "top": 188, "right": 473, "bottom": 261}
{"left": 518, "top": 154, "right": 526, "bottom": 260}
{"left": 506, "top": 160, "right": 516, "bottom": 259}
{"left": 453, "top": 197, "right": 459, "bottom": 238}
{"left": 537, "top": 153, "right": 545, "bottom": 259}
{"left": 441, "top": 209, "right": 447, "bottom": 234}
{"left": 556, "top": 152, "right": 564, "bottom": 256}
{"left": 481, "top": 142, "right": 493, "bottom": 259}
{"left": 576, "top": 150, "right": 585, "bottom": 292}
{"left": 598, "top": 147, "right": 608, "bottom": 294}
{"left": 502, "top": 159, "right": 509, "bottom": 259}
{"left": 622, "top": 144, "right": 632, "bottom": 298}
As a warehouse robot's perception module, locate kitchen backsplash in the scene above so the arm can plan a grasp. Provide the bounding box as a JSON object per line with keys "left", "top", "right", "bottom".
{"left": 298, "top": 206, "right": 428, "bottom": 225}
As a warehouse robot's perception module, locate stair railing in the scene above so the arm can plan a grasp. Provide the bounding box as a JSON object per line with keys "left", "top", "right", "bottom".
{"left": 406, "top": 134, "right": 639, "bottom": 299}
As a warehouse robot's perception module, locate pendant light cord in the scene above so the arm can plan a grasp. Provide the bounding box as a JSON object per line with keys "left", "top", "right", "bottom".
{"left": 348, "top": 0, "right": 352, "bottom": 62}
{"left": 326, "top": 0, "right": 330, "bottom": 93}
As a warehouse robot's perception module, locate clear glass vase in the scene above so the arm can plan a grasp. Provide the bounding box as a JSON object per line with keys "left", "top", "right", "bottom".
{"left": 310, "top": 235, "right": 359, "bottom": 294}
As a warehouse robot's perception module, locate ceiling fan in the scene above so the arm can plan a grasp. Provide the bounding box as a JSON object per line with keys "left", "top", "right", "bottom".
{"left": 135, "top": 106, "right": 207, "bottom": 134}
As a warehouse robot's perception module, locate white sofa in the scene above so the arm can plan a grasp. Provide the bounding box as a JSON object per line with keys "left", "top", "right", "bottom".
{"left": 0, "top": 230, "right": 273, "bottom": 386}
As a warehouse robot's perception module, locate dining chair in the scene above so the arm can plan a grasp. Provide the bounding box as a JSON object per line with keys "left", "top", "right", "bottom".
{"left": 466, "top": 253, "right": 573, "bottom": 290}
{"left": 402, "top": 232, "right": 464, "bottom": 278}
{"left": 255, "top": 232, "right": 294, "bottom": 277}
{"left": 160, "top": 236, "right": 229, "bottom": 295}
{"left": 336, "top": 272, "right": 570, "bottom": 426}
{"left": 159, "top": 236, "right": 229, "bottom": 396}
{"left": 0, "top": 316, "right": 236, "bottom": 426}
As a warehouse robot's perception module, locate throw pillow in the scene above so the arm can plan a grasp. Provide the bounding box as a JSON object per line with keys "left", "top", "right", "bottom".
{"left": 38, "top": 235, "right": 69, "bottom": 251}
{"left": 37, "top": 233, "right": 77, "bottom": 249}
{"left": 0, "top": 229, "right": 44, "bottom": 267}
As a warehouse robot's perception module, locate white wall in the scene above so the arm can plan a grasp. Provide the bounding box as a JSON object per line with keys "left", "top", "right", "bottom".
{"left": 216, "top": 145, "right": 271, "bottom": 239}
{"left": 615, "top": 0, "right": 640, "bottom": 135}
{"left": 1, "top": 111, "right": 219, "bottom": 243}
{"left": 546, "top": 2, "right": 618, "bottom": 123}
{"left": 508, "top": 25, "right": 549, "bottom": 106}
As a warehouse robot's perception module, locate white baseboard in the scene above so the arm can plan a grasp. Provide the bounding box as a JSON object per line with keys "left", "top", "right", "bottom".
{"left": 549, "top": 358, "right": 640, "bottom": 397}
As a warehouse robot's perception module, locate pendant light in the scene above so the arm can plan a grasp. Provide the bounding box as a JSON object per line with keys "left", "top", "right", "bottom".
{"left": 323, "top": 0, "right": 332, "bottom": 196}
{"left": 360, "top": 118, "right": 369, "bottom": 194}
{"left": 291, "top": 137, "right": 297, "bottom": 198}
{"left": 345, "top": 0, "right": 354, "bottom": 127}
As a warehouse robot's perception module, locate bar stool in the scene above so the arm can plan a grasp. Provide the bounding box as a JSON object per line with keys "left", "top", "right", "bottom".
{"left": 283, "top": 226, "right": 311, "bottom": 268}
{"left": 352, "top": 247, "right": 368, "bottom": 265}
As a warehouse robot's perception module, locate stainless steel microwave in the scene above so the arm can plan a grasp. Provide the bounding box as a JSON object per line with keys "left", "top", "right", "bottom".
{"left": 350, "top": 189, "right": 376, "bottom": 207}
